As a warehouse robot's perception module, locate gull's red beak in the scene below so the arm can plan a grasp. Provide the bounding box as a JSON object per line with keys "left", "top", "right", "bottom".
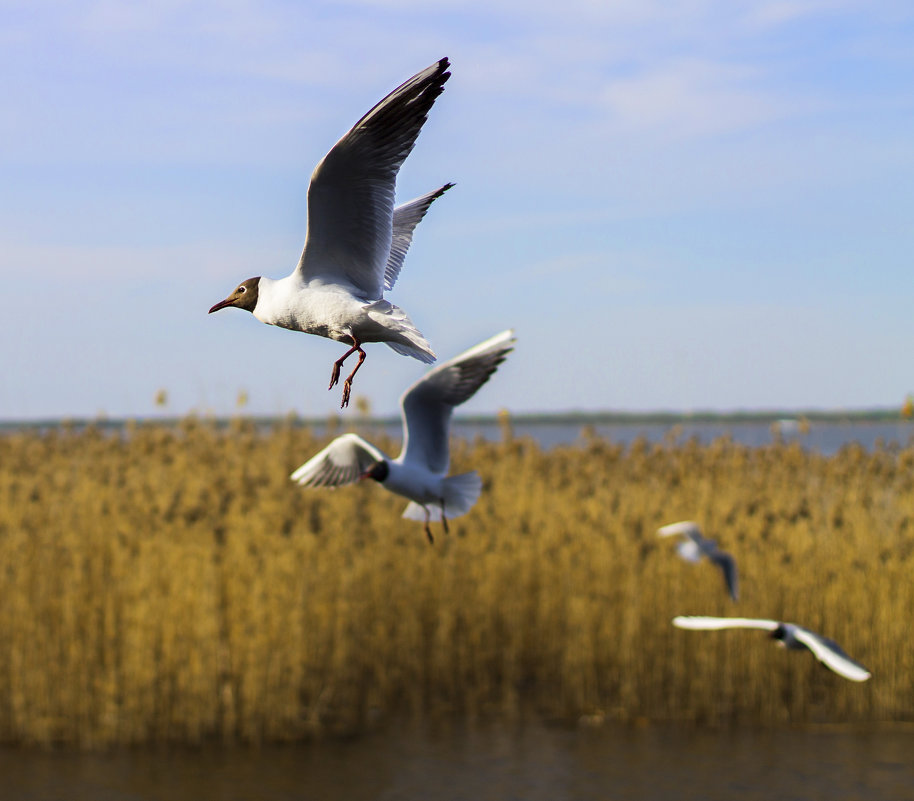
{"left": 208, "top": 298, "right": 234, "bottom": 314}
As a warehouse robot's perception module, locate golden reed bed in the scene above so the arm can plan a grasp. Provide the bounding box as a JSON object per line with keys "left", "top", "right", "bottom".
{"left": 0, "top": 419, "right": 912, "bottom": 747}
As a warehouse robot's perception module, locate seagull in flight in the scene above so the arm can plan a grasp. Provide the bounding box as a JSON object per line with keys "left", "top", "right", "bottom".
{"left": 672, "top": 616, "right": 872, "bottom": 682}
{"left": 209, "top": 59, "right": 452, "bottom": 407}
{"left": 290, "top": 330, "right": 516, "bottom": 543}
{"left": 657, "top": 520, "right": 739, "bottom": 601}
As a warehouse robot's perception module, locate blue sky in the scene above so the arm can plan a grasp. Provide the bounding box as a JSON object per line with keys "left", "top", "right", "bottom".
{"left": 2, "top": 0, "right": 912, "bottom": 419}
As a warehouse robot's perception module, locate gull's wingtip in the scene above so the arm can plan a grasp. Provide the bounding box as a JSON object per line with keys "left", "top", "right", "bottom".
{"left": 793, "top": 628, "right": 873, "bottom": 682}
{"left": 671, "top": 615, "right": 721, "bottom": 631}
{"left": 672, "top": 615, "right": 699, "bottom": 628}
{"left": 657, "top": 520, "right": 701, "bottom": 538}
{"left": 417, "top": 57, "right": 450, "bottom": 84}
{"left": 488, "top": 328, "right": 517, "bottom": 348}
{"left": 449, "top": 329, "right": 517, "bottom": 364}
{"left": 289, "top": 465, "right": 310, "bottom": 484}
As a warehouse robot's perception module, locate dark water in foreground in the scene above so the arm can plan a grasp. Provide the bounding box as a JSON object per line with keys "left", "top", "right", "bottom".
{"left": 3, "top": 722, "right": 912, "bottom": 801}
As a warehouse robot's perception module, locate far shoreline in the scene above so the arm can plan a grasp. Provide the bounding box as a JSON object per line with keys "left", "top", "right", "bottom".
{"left": 1, "top": 407, "right": 911, "bottom": 431}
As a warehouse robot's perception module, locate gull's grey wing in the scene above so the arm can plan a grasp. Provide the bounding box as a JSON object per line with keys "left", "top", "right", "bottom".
{"left": 398, "top": 330, "right": 516, "bottom": 473}
{"left": 290, "top": 432, "right": 387, "bottom": 488}
{"left": 657, "top": 520, "right": 703, "bottom": 540}
{"left": 295, "top": 59, "right": 451, "bottom": 298}
{"left": 385, "top": 184, "right": 453, "bottom": 292}
{"left": 708, "top": 550, "right": 739, "bottom": 601}
{"left": 792, "top": 627, "right": 872, "bottom": 682}
{"left": 672, "top": 616, "right": 780, "bottom": 632}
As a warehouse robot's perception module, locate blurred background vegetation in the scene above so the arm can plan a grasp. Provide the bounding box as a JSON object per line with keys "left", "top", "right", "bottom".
{"left": 0, "top": 418, "right": 911, "bottom": 748}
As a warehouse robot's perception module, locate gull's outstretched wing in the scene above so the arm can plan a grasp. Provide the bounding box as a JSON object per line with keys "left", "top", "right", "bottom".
{"left": 399, "top": 330, "right": 516, "bottom": 474}
{"left": 290, "top": 432, "right": 387, "bottom": 488}
{"left": 296, "top": 59, "right": 451, "bottom": 298}
{"left": 385, "top": 184, "right": 453, "bottom": 292}
{"left": 792, "top": 628, "right": 872, "bottom": 682}
{"left": 708, "top": 550, "right": 740, "bottom": 601}
{"left": 672, "top": 616, "right": 779, "bottom": 632}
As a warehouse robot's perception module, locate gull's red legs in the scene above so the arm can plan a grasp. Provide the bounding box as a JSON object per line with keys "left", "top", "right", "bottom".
{"left": 423, "top": 506, "right": 434, "bottom": 545}
{"left": 440, "top": 499, "right": 449, "bottom": 535}
{"left": 328, "top": 336, "right": 367, "bottom": 408}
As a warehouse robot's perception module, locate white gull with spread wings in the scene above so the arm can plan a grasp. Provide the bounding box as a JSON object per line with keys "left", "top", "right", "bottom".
{"left": 658, "top": 520, "right": 739, "bottom": 601}
{"left": 290, "top": 330, "right": 516, "bottom": 542}
{"left": 672, "top": 616, "right": 871, "bottom": 682}
{"left": 209, "top": 59, "right": 452, "bottom": 407}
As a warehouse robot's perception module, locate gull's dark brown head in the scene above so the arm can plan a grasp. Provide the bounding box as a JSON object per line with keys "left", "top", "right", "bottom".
{"left": 208, "top": 277, "right": 260, "bottom": 314}
{"left": 360, "top": 460, "right": 389, "bottom": 483}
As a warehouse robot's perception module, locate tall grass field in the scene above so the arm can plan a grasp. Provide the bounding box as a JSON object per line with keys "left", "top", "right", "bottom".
{"left": 0, "top": 419, "right": 911, "bottom": 747}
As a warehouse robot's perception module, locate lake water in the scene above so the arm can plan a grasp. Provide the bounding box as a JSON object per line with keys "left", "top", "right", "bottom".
{"left": 4, "top": 418, "right": 912, "bottom": 456}
{"left": 3, "top": 721, "right": 912, "bottom": 800}
{"left": 299, "top": 417, "right": 914, "bottom": 456}
{"left": 445, "top": 419, "right": 912, "bottom": 455}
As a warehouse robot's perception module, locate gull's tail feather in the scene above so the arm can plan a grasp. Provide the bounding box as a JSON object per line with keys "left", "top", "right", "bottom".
{"left": 387, "top": 340, "right": 436, "bottom": 364}
{"left": 402, "top": 471, "right": 483, "bottom": 522}
{"left": 368, "top": 300, "right": 436, "bottom": 363}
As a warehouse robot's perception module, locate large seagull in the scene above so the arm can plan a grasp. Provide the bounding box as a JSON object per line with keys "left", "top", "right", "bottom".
{"left": 209, "top": 59, "right": 451, "bottom": 407}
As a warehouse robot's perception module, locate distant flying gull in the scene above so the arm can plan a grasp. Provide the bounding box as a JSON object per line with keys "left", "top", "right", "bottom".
{"left": 657, "top": 520, "right": 739, "bottom": 601}
{"left": 290, "top": 330, "right": 516, "bottom": 543}
{"left": 672, "top": 616, "right": 872, "bottom": 682}
{"left": 209, "top": 58, "right": 452, "bottom": 407}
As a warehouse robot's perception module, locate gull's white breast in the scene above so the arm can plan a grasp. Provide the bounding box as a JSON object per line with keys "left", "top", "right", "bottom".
{"left": 254, "top": 276, "right": 364, "bottom": 342}
{"left": 385, "top": 461, "right": 444, "bottom": 506}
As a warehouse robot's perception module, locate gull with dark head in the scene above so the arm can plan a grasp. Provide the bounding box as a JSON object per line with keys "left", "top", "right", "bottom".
{"left": 658, "top": 520, "right": 739, "bottom": 601}
{"left": 209, "top": 59, "right": 452, "bottom": 407}
{"left": 291, "top": 330, "right": 516, "bottom": 543}
{"left": 672, "top": 616, "right": 871, "bottom": 682}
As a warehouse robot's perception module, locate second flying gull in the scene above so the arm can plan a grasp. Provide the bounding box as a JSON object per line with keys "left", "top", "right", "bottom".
{"left": 291, "top": 330, "right": 516, "bottom": 543}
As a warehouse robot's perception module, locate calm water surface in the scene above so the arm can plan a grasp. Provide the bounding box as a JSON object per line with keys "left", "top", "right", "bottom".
{"left": 4, "top": 419, "right": 913, "bottom": 456}
{"left": 448, "top": 419, "right": 914, "bottom": 455}
{"left": 2, "top": 722, "right": 912, "bottom": 801}
{"left": 311, "top": 418, "right": 913, "bottom": 455}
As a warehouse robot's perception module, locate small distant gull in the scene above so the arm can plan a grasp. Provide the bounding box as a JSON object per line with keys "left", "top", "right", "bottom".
{"left": 290, "top": 330, "right": 516, "bottom": 543}
{"left": 672, "top": 616, "right": 872, "bottom": 682}
{"left": 209, "top": 59, "right": 452, "bottom": 407}
{"left": 657, "top": 520, "right": 739, "bottom": 601}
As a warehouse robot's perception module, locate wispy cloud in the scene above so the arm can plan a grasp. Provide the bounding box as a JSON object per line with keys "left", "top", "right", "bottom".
{"left": 1, "top": 240, "right": 279, "bottom": 282}
{"left": 598, "top": 59, "right": 791, "bottom": 138}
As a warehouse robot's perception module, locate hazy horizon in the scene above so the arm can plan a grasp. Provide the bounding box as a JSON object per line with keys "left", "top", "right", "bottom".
{"left": 2, "top": 403, "right": 909, "bottom": 425}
